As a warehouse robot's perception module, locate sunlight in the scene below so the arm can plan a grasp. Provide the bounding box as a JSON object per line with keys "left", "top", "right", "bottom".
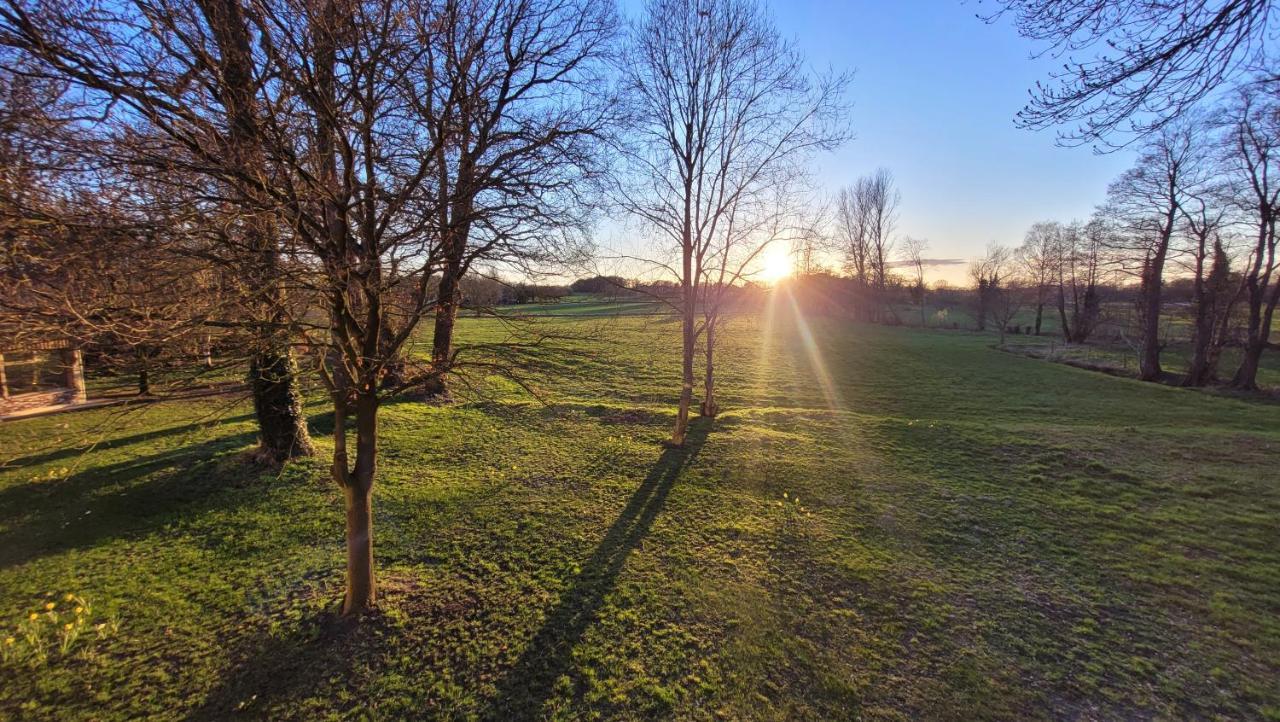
{"left": 783, "top": 285, "right": 846, "bottom": 413}
{"left": 759, "top": 244, "right": 793, "bottom": 285}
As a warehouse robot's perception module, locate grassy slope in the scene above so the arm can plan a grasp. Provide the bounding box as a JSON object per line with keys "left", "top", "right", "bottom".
{"left": 0, "top": 297, "right": 1278, "bottom": 720}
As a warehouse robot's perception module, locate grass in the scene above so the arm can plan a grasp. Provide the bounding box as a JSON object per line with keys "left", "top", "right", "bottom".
{"left": 1, "top": 292, "right": 1278, "bottom": 720}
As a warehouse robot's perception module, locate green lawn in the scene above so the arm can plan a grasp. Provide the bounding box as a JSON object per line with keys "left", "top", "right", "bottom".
{"left": 1, "top": 297, "right": 1278, "bottom": 720}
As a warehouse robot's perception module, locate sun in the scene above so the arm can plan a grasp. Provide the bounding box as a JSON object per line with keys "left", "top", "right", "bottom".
{"left": 759, "top": 244, "right": 793, "bottom": 284}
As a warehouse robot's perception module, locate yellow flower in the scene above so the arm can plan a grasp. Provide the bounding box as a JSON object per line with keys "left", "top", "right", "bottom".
{"left": 783, "top": 492, "right": 788, "bottom": 498}
{"left": 776, "top": 500, "right": 783, "bottom": 507}
{"left": 44, "top": 602, "right": 55, "bottom": 611}
{"left": 28, "top": 613, "right": 38, "bottom": 621}
{"left": 75, "top": 607, "right": 83, "bottom": 615}
{"left": 3, "top": 637, "right": 13, "bottom": 646}
{"left": 63, "top": 623, "right": 73, "bottom": 631}
{"left": 64, "top": 593, "right": 75, "bottom": 602}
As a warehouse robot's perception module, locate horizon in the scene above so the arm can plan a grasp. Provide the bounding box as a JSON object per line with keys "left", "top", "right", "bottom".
{"left": 599, "top": 0, "right": 1141, "bottom": 286}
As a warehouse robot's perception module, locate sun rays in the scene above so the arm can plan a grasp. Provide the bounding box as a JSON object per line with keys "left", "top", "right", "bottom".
{"left": 753, "top": 283, "right": 848, "bottom": 414}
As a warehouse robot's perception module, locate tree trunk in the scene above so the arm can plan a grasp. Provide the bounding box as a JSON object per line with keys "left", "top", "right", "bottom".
{"left": 1183, "top": 241, "right": 1228, "bottom": 387}
{"left": 0, "top": 352, "right": 8, "bottom": 400}
{"left": 700, "top": 320, "right": 717, "bottom": 417}
{"left": 1138, "top": 219, "right": 1174, "bottom": 383}
{"left": 1033, "top": 302, "right": 1043, "bottom": 336}
{"left": 343, "top": 482, "right": 375, "bottom": 614}
{"left": 1230, "top": 264, "right": 1279, "bottom": 390}
{"left": 1057, "top": 285, "right": 1071, "bottom": 341}
{"left": 332, "top": 391, "right": 378, "bottom": 615}
{"left": 672, "top": 310, "right": 695, "bottom": 446}
{"left": 250, "top": 349, "right": 314, "bottom": 463}
{"left": 59, "top": 348, "right": 85, "bottom": 403}
{"left": 199, "top": 0, "right": 312, "bottom": 461}
{"left": 1231, "top": 340, "right": 1265, "bottom": 391}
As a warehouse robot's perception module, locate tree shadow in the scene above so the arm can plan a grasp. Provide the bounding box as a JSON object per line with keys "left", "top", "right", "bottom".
{"left": 0, "top": 429, "right": 261, "bottom": 569}
{"left": 184, "top": 598, "right": 368, "bottom": 721}
{"left": 1, "top": 412, "right": 256, "bottom": 470}
{"left": 485, "top": 418, "right": 710, "bottom": 719}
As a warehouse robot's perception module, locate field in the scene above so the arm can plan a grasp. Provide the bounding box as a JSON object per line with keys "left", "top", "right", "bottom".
{"left": 1, "top": 294, "right": 1278, "bottom": 720}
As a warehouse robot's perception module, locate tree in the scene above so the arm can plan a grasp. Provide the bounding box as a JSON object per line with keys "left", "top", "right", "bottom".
{"left": 1018, "top": 221, "right": 1062, "bottom": 335}
{"left": 848, "top": 169, "right": 899, "bottom": 320}
{"left": 617, "top": 0, "right": 846, "bottom": 445}
{"left": 1176, "top": 167, "right": 1235, "bottom": 386}
{"left": 970, "top": 243, "right": 1012, "bottom": 332}
{"left": 0, "top": 0, "right": 316, "bottom": 462}
{"left": 1064, "top": 218, "right": 1107, "bottom": 343}
{"left": 1100, "top": 122, "right": 1202, "bottom": 381}
{"left": 994, "top": 276, "right": 1029, "bottom": 346}
{"left": 900, "top": 236, "right": 929, "bottom": 328}
{"left": 988, "top": 0, "right": 1277, "bottom": 144}
{"left": 415, "top": 0, "right": 614, "bottom": 399}
{"left": 1221, "top": 85, "right": 1280, "bottom": 390}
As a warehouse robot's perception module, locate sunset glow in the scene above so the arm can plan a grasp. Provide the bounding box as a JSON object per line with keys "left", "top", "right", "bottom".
{"left": 759, "top": 244, "right": 793, "bottom": 284}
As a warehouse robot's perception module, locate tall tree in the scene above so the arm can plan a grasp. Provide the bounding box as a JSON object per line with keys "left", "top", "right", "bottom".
{"left": 900, "top": 236, "right": 929, "bottom": 328}
{"left": 412, "top": 0, "right": 614, "bottom": 398}
{"left": 1019, "top": 220, "right": 1063, "bottom": 335}
{"left": 617, "top": 0, "right": 846, "bottom": 446}
{"left": 1221, "top": 84, "right": 1280, "bottom": 389}
{"left": 1101, "top": 122, "right": 1201, "bottom": 381}
{"left": 1176, "top": 170, "right": 1235, "bottom": 386}
{"left": 0, "top": 0, "right": 316, "bottom": 461}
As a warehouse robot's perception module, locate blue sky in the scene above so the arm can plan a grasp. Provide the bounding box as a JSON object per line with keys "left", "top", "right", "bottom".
{"left": 609, "top": 0, "right": 1140, "bottom": 283}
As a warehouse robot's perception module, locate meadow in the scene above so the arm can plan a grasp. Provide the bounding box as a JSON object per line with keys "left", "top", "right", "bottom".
{"left": 1, "top": 294, "right": 1278, "bottom": 720}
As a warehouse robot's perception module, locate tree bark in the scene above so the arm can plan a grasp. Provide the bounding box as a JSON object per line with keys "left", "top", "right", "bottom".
{"left": 250, "top": 349, "right": 314, "bottom": 463}
{"left": 700, "top": 320, "right": 717, "bottom": 417}
{"left": 199, "top": 0, "right": 313, "bottom": 461}
{"left": 1138, "top": 205, "right": 1176, "bottom": 382}
{"left": 1033, "top": 302, "right": 1043, "bottom": 335}
{"left": 331, "top": 389, "right": 378, "bottom": 615}
{"left": 1230, "top": 235, "right": 1278, "bottom": 390}
{"left": 1057, "top": 285, "right": 1072, "bottom": 342}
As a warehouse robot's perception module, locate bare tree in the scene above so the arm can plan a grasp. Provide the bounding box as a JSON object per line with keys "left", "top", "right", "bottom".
{"left": 1018, "top": 221, "right": 1062, "bottom": 335}
{"left": 1220, "top": 84, "right": 1280, "bottom": 390}
{"left": 900, "top": 236, "right": 929, "bottom": 328}
{"left": 617, "top": 0, "right": 847, "bottom": 445}
{"left": 413, "top": 0, "right": 615, "bottom": 398}
{"left": 1063, "top": 218, "right": 1107, "bottom": 343}
{"left": 994, "top": 276, "right": 1030, "bottom": 346}
{"left": 987, "top": 0, "right": 1277, "bottom": 144}
{"left": 1176, "top": 167, "right": 1235, "bottom": 386}
{"left": 0, "top": 0, "right": 318, "bottom": 461}
{"left": 1100, "top": 121, "right": 1202, "bottom": 381}
{"left": 858, "top": 169, "right": 899, "bottom": 320}
{"left": 970, "top": 243, "right": 1012, "bottom": 332}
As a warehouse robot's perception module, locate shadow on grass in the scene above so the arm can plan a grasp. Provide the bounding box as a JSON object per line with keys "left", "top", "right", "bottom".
{"left": 1, "top": 412, "right": 256, "bottom": 470}
{"left": 486, "top": 418, "right": 709, "bottom": 719}
{"left": 184, "top": 594, "right": 370, "bottom": 722}
{"left": 0, "top": 430, "right": 261, "bottom": 569}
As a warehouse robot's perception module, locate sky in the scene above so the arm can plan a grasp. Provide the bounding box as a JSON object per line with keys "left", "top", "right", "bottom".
{"left": 607, "top": 0, "right": 1142, "bottom": 286}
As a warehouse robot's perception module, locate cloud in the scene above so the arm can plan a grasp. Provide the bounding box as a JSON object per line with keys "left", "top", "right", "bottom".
{"left": 885, "top": 258, "right": 966, "bottom": 269}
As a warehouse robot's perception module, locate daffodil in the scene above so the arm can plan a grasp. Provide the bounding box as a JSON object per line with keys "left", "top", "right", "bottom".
{"left": 75, "top": 607, "right": 83, "bottom": 615}
{"left": 3, "top": 637, "right": 14, "bottom": 646}
{"left": 64, "top": 593, "right": 75, "bottom": 602}
{"left": 44, "top": 602, "right": 55, "bottom": 611}
{"left": 28, "top": 613, "right": 38, "bottom": 621}
{"left": 63, "top": 623, "right": 73, "bottom": 631}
